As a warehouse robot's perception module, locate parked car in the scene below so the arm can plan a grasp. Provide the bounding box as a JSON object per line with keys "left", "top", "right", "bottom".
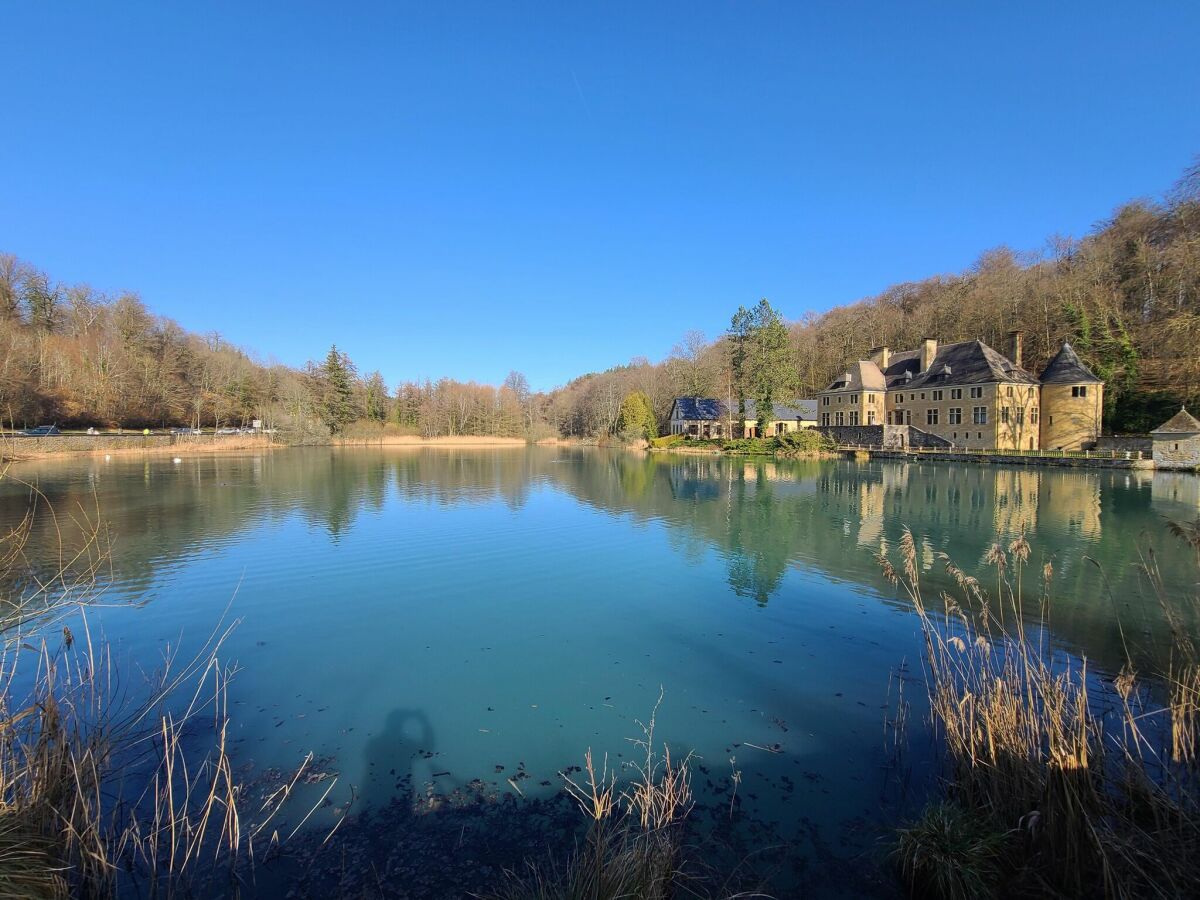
{"left": 20, "top": 425, "right": 61, "bottom": 436}
{"left": 171, "top": 427, "right": 202, "bottom": 435}
{"left": 216, "top": 427, "right": 239, "bottom": 435}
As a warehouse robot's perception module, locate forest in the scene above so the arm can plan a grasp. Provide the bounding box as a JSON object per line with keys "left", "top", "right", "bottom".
{"left": 1, "top": 160, "right": 1197, "bottom": 437}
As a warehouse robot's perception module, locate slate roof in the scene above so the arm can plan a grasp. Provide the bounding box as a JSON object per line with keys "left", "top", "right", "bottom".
{"left": 1151, "top": 407, "right": 1200, "bottom": 434}
{"left": 743, "top": 399, "right": 819, "bottom": 422}
{"left": 823, "top": 360, "right": 887, "bottom": 393}
{"left": 903, "top": 340, "right": 1039, "bottom": 390}
{"left": 1039, "top": 342, "right": 1103, "bottom": 384}
{"left": 671, "top": 397, "right": 725, "bottom": 420}
{"left": 881, "top": 350, "right": 921, "bottom": 388}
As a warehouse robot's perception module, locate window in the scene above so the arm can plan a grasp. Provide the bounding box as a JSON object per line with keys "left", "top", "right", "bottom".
{"left": 868, "top": 394, "right": 876, "bottom": 404}
{"left": 973, "top": 406, "right": 987, "bottom": 425}
{"left": 920, "top": 392, "right": 926, "bottom": 400}
{"left": 1030, "top": 408, "right": 1039, "bottom": 424}
{"left": 896, "top": 393, "right": 904, "bottom": 404}
{"left": 970, "top": 387, "right": 983, "bottom": 399}
{"left": 849, "top": 411, "right": 859, "bottom": 425}
{"left": 905, "top": 410, "right": 912, "bottom": 425}
{"left": 1001, "top": 407, "right": 1010, "bottom": 424}
{"left": 835, "top": 411, "right": 844, "bottom": 426}
{"left": 1072, "top": 385, "right": 1088, "bottom": 398}
{"left": 822, "top": 396, "right": 829, "bottom": 406}
{"left": 927, "top": 409, "right": 939, "bottom": 426}
{"left": 867, "top": 411, "right": 876, "bottom": 424}
{"left": 1006, "top": 386, "right": 1014, "bottom": 397}
{"left": 932, "top": 390, "right": 943, "bottom": 401}
{"left": 951, "top": 388, "right": 962, "bottom": 399}
{"left": 910, "top": 393, "right": 915, "bottom": 401}
{"left": 851, "top": 395, "right": 859, "bottom": 404}
{"left": 821, "top": 413, "right": 830, "bottom": 426}
{"left": 1015, "top": 408, "right": 1024, "bottom": 425}
{"left": 949, "top": 407, "right": 962, "bottom": 425}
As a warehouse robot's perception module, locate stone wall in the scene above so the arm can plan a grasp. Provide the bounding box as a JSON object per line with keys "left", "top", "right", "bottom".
{"left": 818, "top": 424, "right": 887, "bottom": 447}
{"left": 1153, "top": 433, "right": 1200, "bottom": 471}
{"left": 2, "top": 433, "right": 272, "bottom": 458}
{"left": 1096, "top": 435, "right": 1153, "bottom": 454}
{"left": 818, "top": 424, "right": 952, "bottom": 450}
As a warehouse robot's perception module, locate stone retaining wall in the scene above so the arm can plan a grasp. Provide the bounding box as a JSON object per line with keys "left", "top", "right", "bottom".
{"left": 1096, "top": 435, "right": 1153, "bottom": 454}
{"left": 860, "top": 449, "right": 1154, "bottom": 470}
{"left": 2, "top": 433, "right": 271, "bottom": 457}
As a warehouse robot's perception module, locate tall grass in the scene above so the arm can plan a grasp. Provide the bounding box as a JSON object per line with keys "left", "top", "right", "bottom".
{"left": 0, "top": 466, "right": 328, "bottom": 897}
{"left": 489, "top": 691, "right": 712, "bottom": 900}
{"left": 879, "top": 526, "right": 1200, "bottom": 899}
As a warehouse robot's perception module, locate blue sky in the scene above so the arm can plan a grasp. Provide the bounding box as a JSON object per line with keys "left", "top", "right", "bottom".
{"left": 2, "top": 2, "right": 1197, "bottom": 391}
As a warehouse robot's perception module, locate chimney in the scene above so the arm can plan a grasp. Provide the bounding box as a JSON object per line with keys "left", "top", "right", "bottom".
{"left": 868, "top": 346, "right": 890, "bottom": 370}
{"left": 920, "top": 338, "right": 938, "bottom": 373}
{"left": 1008, "top": 330, "right": 1024, "bottom": 369}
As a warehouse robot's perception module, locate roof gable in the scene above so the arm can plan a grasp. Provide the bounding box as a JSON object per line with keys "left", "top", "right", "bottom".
{"left": 1152, "top": 407, "right": 1200, "bottom": 434}
{"left": 903, "top": 340, "right": 1039, "bottom": 389}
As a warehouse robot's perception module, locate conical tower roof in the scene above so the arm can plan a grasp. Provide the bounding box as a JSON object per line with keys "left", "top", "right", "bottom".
{"left": 1039, "top": 342, "right": 1102, "bottom": 384}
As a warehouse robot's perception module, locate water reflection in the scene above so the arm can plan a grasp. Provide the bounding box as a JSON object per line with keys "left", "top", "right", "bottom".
{"left": 0, "top": 447, "right": 1191, "bottom": 674}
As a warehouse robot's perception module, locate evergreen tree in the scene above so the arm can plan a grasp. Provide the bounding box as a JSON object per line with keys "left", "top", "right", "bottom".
{"left": 315, "top": 345, "right": 358, "bottom": 433}
{"left": 363, "top": 370, "right": 389, "bottom": 422}
{"left": 618, "top": 390, "right": 658, "bottom": 441}
{"left": 729, "top": 299, "right": 791, "bottom": 433}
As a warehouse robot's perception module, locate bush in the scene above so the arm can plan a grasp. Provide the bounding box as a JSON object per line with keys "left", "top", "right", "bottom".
{"left": 649, "top": 434, "right": 685, "bottom": 449}
{"left": 893, "top": 803, "right": 1008, "bottom": 900}
{"left": 774, "top": 429, "right": 835, "bottom": 454}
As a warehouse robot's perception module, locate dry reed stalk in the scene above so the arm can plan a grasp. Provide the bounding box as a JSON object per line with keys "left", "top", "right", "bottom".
{"left": 881, "top": 525, "right": 1200, "bottom": 899}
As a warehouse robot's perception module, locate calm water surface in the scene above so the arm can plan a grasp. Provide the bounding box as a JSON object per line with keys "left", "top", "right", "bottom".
{"left": 3, "top": 447, "right": 1196, "bottom": 894}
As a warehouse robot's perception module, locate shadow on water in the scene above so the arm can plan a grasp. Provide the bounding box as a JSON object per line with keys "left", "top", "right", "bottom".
{"left": 281, "top": 704, "right": 583, "bottom": 899}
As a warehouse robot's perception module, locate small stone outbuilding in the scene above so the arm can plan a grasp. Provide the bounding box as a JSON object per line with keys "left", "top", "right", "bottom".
{"left": 1151, "top": 407, "right": 1200, "bottom": 471}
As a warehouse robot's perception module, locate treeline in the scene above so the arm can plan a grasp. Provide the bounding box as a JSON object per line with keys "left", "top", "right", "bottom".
{"left": 549, "top": 160, "right": 1200, "bottom": 435}
{"left": 4, "top": 160, "right": 1198, "bottom": 437}
{"left": 0, "top": 257, "right": 542, "bottom": 439}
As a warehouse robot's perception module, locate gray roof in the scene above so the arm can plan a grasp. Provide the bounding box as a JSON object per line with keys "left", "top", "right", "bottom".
{"left": 823, "top": 360, "right": 886, "bottom": 393}
{"left": 882, "top": 350, "right": 921, "bottom": 388}
{"left": 671, "top": 397, "right": 725, "bottom": 420}
{"left": 904, "top": 340, "right": 1039, "bottom": 389}
{"left": 743, "top": 399, "right": 818, "bottom": 421}
{"left": 1152, "top": 407, "right": 1200, "bottom": 434}
{"left": 1039, "top": 342, "right": 1103, "bottom": 384}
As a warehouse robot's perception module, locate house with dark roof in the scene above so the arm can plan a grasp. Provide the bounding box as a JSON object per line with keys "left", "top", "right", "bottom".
{"left": 667, "top": 397, "right": 728, "bottom": 438}
{"left": 740, "top": 399, "right": 818, "bottom": 437}
{"left": 1151, "top": 407, "right": 1200, "bottom": 470}
{"left": 818, "top": 332, "right": 1105, "bottom": 451}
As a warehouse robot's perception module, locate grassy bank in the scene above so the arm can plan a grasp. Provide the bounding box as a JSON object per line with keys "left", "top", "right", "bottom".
{"left": 879, "top": 528, "right": 1200, "bottom": 898}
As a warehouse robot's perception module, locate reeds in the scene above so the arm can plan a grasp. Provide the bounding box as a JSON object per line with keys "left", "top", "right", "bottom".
{"left": 880, "top": 525, "right": 1200, "bottom": 899}
{"left": 0, "top": 466, "right": 327, "bottom": 897}
{"left": 491, "top": 691, "right": 699, "bottom": 900}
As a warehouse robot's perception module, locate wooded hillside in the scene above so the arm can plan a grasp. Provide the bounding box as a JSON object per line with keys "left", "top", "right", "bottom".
{"left": 3, "top": 160, "right": 1197, "bottom": 437}
{"left": 550, "top": 162, "right": 1200, "bottom": 436}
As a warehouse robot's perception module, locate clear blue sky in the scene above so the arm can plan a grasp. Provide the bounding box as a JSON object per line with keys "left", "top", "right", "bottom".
{"left": 2, "top": 2, "right": 1197, "bottom": 391}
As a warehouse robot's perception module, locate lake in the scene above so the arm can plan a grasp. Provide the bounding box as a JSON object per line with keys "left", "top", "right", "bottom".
{"left": 2, "top": 446, "right": 1196, "bottom": 896}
